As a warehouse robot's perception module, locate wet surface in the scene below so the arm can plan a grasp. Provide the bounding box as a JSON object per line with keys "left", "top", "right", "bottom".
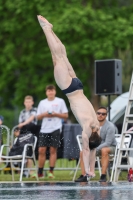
{"left": 0, "top": 182, "right": 133, "bottom": 200}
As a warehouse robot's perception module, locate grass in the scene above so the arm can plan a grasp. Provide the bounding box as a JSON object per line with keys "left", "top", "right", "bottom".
{"left": 0, "top": 129, "right": 129, "bottom": 182}
{"left": 0, "top": 170, "right": 128, "bottom": 182}
{"left": 0, "top": 159, "right": 76, "bottom": 181}
{"left": 0, "top": 158, "right": 129, "bottom": 182}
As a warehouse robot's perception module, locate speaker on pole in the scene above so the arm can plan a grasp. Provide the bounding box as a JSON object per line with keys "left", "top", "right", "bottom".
{"left": 95, "top": 59, "right": 122, "bottom": 95}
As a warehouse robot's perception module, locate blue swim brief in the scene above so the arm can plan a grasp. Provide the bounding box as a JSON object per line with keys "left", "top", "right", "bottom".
{"left": 62, "top": 78, "right": 83, "bottom": 95}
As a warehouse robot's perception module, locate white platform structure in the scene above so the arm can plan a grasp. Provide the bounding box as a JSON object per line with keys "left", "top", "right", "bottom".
{"left": 113, "top": 72, "right": 133, "bottom": 182}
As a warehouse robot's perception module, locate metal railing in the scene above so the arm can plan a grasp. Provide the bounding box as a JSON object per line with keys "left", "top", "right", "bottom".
{"left": 2, "top": 124, "right": 80, "bottom": 172}
{"left": 0, "top": 125, "right": 10, "bottom": 170}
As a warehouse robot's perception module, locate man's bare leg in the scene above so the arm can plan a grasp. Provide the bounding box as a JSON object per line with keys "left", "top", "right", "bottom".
{"left": 37, "top": 15, "right": 72, "bottom": 90}
{"left": 80, "top": 151, "right": 86, "bottom": 175}
{"left": 101, "top": 147, "right": 110, "bottom": 174}
{"left": 38, "top": 147, "right": 47, "bottom": 168}
{"left": 51, "top": 31, "right": 76, "bottom": 78}
{"left": 49, "top": 147, "right": 57, "bottom": 168}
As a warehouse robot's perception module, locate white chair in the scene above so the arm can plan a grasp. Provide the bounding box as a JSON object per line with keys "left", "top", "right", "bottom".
{"left": 96, "top": 134, "right": 131, "bottom": 181}
{"left": 73, "top": 133, "right": 132, "bottom": 182}
{"left": 72, "top": 135, "right": 101, "bottom": 181}
{"left": 0, "top": 125, "right": 10, "bottom": 152}
{"left": 0, "top": 135, "right": 39, "bottom": 182}
{"left": 10, "top": 125, "right": 18, "bottom": 146}
{"left": 0, "top": 125, "right": 10, "bottom": 170}
{"left": 110, "top": 133, "right": 131, "bottom": 182}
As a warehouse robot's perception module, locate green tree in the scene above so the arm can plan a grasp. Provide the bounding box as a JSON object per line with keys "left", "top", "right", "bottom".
{"left": 0, "top": 0, "right": 133, "bottom": 125}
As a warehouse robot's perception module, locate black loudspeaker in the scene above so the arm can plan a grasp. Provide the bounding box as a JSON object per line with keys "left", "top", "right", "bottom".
{"left": 95, "top": 59, "right": 122, "bottom": 95}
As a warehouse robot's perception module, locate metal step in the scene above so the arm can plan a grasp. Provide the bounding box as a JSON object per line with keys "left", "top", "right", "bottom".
{"left": 117, "top": 165, "right": 133, "bottom": 169}
{"left": 118, "top": 148, "right": 133, "bottom": 151}
{"left": 125, "top": 120, "right": 133, "bottom": 123}
{"left": 122, "top": 131, "right": 133, "bottom": 134}
{"left": 126, "top": 115, "right": 133, "bottom": 117}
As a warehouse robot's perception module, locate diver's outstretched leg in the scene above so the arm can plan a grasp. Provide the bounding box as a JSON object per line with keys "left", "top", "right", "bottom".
{"left": 37, "top": 15, "right": 63, "bottom": 60}
{"left": 37, "top": 15, "right": 72, "bottom": 90}
{"left": 37, "top": 15, "right": 76, "bottom": 78}
{"left": 51, "top": 31, "right": 76, "bottom": 78}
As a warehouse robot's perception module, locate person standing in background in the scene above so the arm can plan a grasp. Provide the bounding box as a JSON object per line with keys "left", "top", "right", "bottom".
{"left": 37, "top": 85, "right": 68, "bottom": 179}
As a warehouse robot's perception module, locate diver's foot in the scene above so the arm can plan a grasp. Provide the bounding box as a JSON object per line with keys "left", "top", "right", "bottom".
{"left": 37, "top": 15, "right": 53, "bottom": 29}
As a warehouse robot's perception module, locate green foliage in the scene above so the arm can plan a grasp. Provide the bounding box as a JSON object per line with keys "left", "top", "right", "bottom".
{"left": 0, "top": 0, "right": 133, "bottom": 113}
{"left": 0, "top": 108, "right": 18, "bottom": 129}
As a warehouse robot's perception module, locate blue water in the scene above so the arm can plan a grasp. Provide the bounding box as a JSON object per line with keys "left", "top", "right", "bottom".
{"left": 0, "top": 182, "right": 133, "bottom": 200}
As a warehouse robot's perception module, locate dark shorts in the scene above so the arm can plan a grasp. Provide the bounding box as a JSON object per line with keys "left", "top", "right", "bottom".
{"left": 38, "top": 129, "right": 61, "bottom": 148}
{"left": 62, "top": 78, "right": 83, "bottom": 94}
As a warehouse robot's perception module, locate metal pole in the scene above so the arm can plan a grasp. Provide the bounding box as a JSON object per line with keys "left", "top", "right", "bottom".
{"left": 108, "top": 95, "right": 111, "bottom": 121}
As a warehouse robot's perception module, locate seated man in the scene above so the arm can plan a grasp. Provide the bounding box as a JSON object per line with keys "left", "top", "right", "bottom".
{"left": 75, "top": 106, "right": 117, "bottom": 182}
{"left": 18, "top": 95, "right": 37, "bottom": 128}
{"left": 13, "top": 124, "right": 35, "bottom": 177}
{"left": 18, "top": 95, "right": 41, "bottom": 160}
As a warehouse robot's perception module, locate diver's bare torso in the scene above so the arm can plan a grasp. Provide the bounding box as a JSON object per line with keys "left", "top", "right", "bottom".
{"left": 66, "top": 90, "right": 99, "bottom": 132}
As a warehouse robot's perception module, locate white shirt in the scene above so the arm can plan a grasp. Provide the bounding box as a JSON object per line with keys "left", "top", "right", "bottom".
{"left": 37, "top": 97, "right": 68, "bottom": 133}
